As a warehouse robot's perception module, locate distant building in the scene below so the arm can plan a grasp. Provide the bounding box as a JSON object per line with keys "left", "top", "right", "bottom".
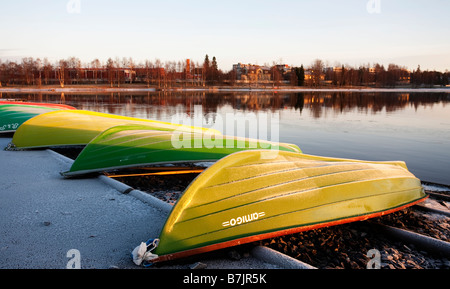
{"left": 304, "top": 70, "right": 313, "bottom": 81}
{"left": 233, "top": 63, "right": 298, "bottom": 85}
{"left": 304, "top": 69, "right": 325, "bottom": 81}
{"left": 275, "top": 64, "right": 291, "bottom": 74}
{"left": 124, "top": 69, "right": 136, "bottom": 82}
{"left": 333, "top": 66, "right": 343, "bottom": 74}
{"left": 233, "top": 63, "right": 271, "bottom": 81}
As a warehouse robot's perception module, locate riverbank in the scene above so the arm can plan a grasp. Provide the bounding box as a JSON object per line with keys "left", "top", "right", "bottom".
{"left": 1, "top": 84, "right": 450, "bottom": 93}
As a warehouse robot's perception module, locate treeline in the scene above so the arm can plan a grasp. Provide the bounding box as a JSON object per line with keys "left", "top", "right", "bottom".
{"left": 0, "top": 56, "right": 448, "bottom": 88}
{"left": 0, "top": 55, "right": 236, "bottom": 88}
{"left": 292, "top": 59, "right": 449, "bottom": 88}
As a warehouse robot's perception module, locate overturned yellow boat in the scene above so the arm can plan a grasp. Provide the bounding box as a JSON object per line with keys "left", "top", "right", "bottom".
{"left": 140, "top": 150, "right": 426, "bottom": 264}
{"left": 10, "top": 110, "right": 218, "bottom": 149}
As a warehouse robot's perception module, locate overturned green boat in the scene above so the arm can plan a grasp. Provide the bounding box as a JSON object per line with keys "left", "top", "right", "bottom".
{"left": 63, "top": 124, "right": 302, "bottom": 177}
{"left": 0, "top": 103, "right": 75, "bottom": 133}
{"left": 133, "top": 150, "right": 427, "bottom": 265}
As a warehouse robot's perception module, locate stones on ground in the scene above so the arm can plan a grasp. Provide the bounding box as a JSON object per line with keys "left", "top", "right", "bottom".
{"left": 189, "top": 262, "right": 207, "bottom": 270}
{"left": 227, "top": 249, "right": 242, "bottom": 261}
{"left": 260, "top": 217, "right": 450, "bottom": 269}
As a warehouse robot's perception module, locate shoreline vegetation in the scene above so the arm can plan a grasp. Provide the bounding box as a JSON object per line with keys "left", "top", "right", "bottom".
{"left": 1, "top": 84, "right": 450, "bottom": 93}
{"left": 1, "top": 55, "right": 449, "bottom": 93}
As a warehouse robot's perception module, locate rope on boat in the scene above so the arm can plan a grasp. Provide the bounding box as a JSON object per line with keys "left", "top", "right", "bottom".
{"left": 131, "top": 238, "right": 160, "bottom": 267}
{"left": 4, "top": 142, "right": 20, "bottom": 151}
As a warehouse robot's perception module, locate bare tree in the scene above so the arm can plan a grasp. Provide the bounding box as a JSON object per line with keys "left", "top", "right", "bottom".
{"left": 154, "top": 59, "right": 162, "bottom": 88}
{"left": 106, "top": 58, "right": 115, "bottom": 88}
{"left": 128, "top": 57, "right": 135, "bottom": 84}
{"left": 310, "top": 59, "right": 324, "bottom": 87}
{"left": 90, "top": 59, "right": 101, "bottom": 84}
{"left": 42, "top": 58, "right": 52, "bottom": 85}
{"left": 6, "top": 61, "right": 19, "bottom": 85}
{"left": 115, "top": 57, "right": 122, "bottom": 87}
{"left": 144, "top": 60, "right": 153, "bottom": 88}
{"left": 57, "top": 60, "right": 67, "bottom": 88}
{"left": 21, "top": 57, "right": 35, "bottom": 85}
{"left": 66, "top": 57, "right": 81, "bottom": 84}
{"left": 165, "top": 61, "right": 177, "bottom": 87}
{"left": 122, "top": 57, "right": 135, "bottom": 84}
{"left": 373, "top": 63, "right": 386, "bottom": 87}
{"left": 35, "top": 58, "right": 43, "bottom": 87}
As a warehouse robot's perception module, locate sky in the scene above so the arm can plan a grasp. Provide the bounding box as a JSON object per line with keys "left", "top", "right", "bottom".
{"left": 1, "top": 0, "right": 449, "bottom": 71}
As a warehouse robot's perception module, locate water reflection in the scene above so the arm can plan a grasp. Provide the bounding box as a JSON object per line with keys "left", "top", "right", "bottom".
{"left": 3, "top": 91, "right": 449, "bottom": 118}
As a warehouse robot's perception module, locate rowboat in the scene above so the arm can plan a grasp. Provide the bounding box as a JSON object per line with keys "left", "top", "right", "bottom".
{"left": 0, "top": 103, "right": 76, "bottom": 134}
{"left": 138, "top": 150, "right": 426, "bottom": 264}
{"left": 10, "top": 110, "right": 219, "bottom": 149}
{"left": 62, "top": 124, "right": 302, "bottom": 177}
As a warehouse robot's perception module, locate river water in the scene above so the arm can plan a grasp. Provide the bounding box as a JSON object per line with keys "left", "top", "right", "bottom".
{"left": 3, "top": 90, "right": 450, "bottom": 185}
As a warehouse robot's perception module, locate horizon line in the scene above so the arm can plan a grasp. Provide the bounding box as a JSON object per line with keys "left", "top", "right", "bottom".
{"left": 0, "top": 55, "right": 448, "bottom": 73}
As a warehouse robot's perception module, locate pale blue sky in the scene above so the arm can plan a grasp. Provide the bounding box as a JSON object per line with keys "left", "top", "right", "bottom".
{"left": 1, "top": 0, "right": 449, "bottom": 71}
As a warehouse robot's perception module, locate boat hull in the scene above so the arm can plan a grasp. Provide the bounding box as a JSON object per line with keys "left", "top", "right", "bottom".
{"left": 63, "top": 124, "right": 302, "bottom": 177}
{"left": 0, "top": 103, "right": 75, "bottom": 134}
{"left": 11, "top": 110, "right": 218, "bottom": 149}
{"left": 150, "top": 150, "right": 427, "bottom": 263}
